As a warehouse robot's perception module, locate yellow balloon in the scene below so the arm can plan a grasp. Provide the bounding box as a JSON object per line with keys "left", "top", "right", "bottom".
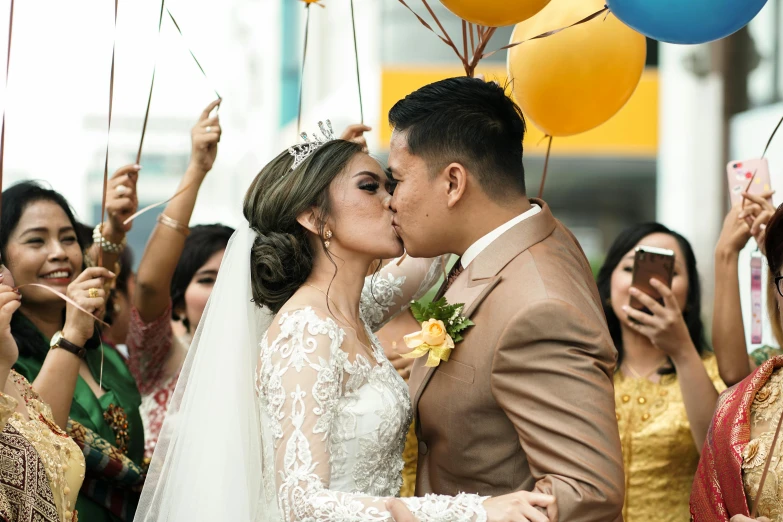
{"left": 440, "top": 0, "right": 550, "bottom": 27}
{"left": 507, "top": 0, "right": 646, "bottom": 137}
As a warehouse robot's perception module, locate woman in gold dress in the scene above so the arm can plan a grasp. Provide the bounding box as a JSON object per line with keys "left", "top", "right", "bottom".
{"left": 596, "top": 223, "right": 725, "bottom": 522}
{"left": 0, "top": 265, "right": 87, "bottom": 522}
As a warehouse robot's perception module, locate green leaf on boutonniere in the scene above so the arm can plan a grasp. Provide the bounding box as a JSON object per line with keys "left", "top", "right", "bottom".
{"left": 408, "top": 297, "right": 474, "bottom": 344}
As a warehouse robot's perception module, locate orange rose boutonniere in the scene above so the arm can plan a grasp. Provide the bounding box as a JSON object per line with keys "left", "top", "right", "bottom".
{"left": 401, "top": 298, "right": 474, "bottom": 367}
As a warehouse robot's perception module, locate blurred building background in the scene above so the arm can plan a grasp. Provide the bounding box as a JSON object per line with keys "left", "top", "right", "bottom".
{"left": 0, "top": 0, "right": 781, "bottom": 347}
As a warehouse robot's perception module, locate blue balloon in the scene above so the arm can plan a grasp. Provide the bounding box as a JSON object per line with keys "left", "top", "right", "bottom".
{"left": 607, "top": 0, "right": 767, "bottom": 44}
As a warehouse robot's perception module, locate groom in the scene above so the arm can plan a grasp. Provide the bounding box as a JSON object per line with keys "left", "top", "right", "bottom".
{"left": 386, "top": 77, "right": 624, "bottom": 521}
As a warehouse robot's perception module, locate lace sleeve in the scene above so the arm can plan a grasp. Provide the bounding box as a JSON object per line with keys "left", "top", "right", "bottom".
{"left": 256, "top": 307, "right": 487, "bottom": 522}
{"left": 360, "top": 255, "right": 450, "bottom": 332}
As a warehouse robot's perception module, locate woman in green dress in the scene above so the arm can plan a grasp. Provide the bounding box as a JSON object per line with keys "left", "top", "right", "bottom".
{"left": 0, "top": 178, "right": 145, "bottom": 522}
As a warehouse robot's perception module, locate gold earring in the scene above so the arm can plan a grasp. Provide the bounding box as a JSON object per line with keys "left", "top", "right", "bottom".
{"left": 324, "top": 230, "right": 333, "bottom": 249}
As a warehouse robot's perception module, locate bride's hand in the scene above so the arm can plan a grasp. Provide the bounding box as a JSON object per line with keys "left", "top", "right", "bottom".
{"left": 483, "top": 491, "right": 555, "bottom": 522}
{"left": 386, "top": 499, "right": 417, "bottom": 522}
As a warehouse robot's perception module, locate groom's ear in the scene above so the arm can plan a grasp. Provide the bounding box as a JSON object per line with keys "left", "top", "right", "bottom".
{"left": 296, "top": 207, "right": 320, "bottom": 235}
{"left": 444, "top": 163, "right": 468, "bottom": 209}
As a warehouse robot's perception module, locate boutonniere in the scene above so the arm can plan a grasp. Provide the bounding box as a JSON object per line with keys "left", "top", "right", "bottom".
{"left": 401, "top": 298, "right": 475, "bottom": 367}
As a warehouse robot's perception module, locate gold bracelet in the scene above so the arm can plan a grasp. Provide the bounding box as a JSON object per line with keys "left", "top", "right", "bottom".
{"left": 157, "top": 213, "right": 190, "bottom": 237}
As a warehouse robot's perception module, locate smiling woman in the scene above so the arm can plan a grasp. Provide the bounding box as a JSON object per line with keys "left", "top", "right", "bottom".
{"left": 0, "top": 181, "right": 145, "bottom": 522}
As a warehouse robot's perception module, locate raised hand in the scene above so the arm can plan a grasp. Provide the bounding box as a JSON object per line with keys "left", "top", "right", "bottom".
{"left": 0, "top": 279, "right": 21, "bottom": 368}
{"left": 740, "top": 190, "right": 776, "bottom": 254}
{"left": 62, "top": 267, "right": 115, "bottom": 347}
{"left": 716, "top": 204, "right": 752, "bottom": 256}
{"left": 340, "top": 123, "right": 371, "bottom": 153}
{"left": 623, "top": 279, "right": 693, "bottom": 360}
{"left": 105, "top": 164, "right": 141, "bottom": 234}
{"left": 190, "top": 99, "right": 222, "bottom": 175}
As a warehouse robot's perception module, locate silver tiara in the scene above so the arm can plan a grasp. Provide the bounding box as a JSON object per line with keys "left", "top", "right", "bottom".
{"left": 288, "top": 120, "right": 336, "bottom": 171}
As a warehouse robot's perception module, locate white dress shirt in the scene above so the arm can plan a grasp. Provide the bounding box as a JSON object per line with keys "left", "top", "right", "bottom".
{"left": 461, "top": 204, "right": 541, "bottom": 268}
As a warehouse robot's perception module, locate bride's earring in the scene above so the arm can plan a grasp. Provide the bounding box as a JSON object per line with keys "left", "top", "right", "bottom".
{"left": 324, "top": 230, "right": 333, "bottom": 249}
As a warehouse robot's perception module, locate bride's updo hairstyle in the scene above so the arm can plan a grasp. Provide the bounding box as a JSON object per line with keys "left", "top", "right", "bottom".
{"left": 243, "top": 139, "right": 364, "bottom": 313}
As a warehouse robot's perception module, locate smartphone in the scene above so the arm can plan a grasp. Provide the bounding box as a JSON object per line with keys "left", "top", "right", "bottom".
{"left": 727, "top": 158, "right": 773, "bottom": 207}
{"left": 630, "top": 246, "right": 675, "bottom": 313}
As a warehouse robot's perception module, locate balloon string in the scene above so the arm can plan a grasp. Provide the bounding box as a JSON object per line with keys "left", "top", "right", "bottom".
{"left": 465, "top": 26, "right": 495, "bottom": 76}
{"left": 350, "top": 0, "right": 364, "bottom": 124}
{"left": 297, "top": 4, "right": 311, "bottom": 135}
{"left": 166, "top": 9, "right": 221, "bottom": 100}
{"left": 122, "top": 179, "right": 195, "bottom": 225}
{"left": 469, "top": 22, "right": 476, "bottom": 58}
{"left": 0, "top": 0, "right": 14, "bottom": 219}
{"left": 462, "top": 20, "right": 468, "bottom": 65}
{"left": 397, "top": 0, "right": 472, "bottom": 74}
{"left": 396, "top": 0, "right": 451, "bottom": 47}
{"left": 538, "top": 136, "right": 553, "bottom": 199}
{"left": 482, "top": 6, "right": 610, "bottom": 59}
{"left": 14, "top": 284, "right": 109, "bottom": 327}
{"left": 136, "top": 0, "right": 166, "bottom": 165}
{"left": 397, "top": 1, "right": 606, "bottom": 76}
{"left": 761, "top": 112, "right": 783, "bottom": 159}
{"left": 99, "top": 0, "right": 119, "bottom": 268}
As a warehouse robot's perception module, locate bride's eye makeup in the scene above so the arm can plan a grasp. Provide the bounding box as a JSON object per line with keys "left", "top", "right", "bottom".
{"left": 358, "top": 180, "right": 380, "bottom": 193}
{"left": 354, "top": 171, "right": 383, "bottom": 194}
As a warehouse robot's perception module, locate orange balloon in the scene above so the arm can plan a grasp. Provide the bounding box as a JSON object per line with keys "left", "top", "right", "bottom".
{"left": 440, "top": 0, "right": 550, "bottom": 27}
{"left": 507, "top": 0, "right": 646, "bottom": 137}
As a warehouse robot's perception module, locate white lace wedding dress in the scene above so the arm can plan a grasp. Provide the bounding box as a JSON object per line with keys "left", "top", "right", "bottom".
{"left": 254, "top": 264, "right": 489, "bottom": 522}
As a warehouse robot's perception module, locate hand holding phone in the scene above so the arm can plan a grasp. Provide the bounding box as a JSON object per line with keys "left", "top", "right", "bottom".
{"left": 630, "top": 246, "right": 675, "bottom": 313}
{"left": 623, "top": 247, "right": 695, "bottom": 359}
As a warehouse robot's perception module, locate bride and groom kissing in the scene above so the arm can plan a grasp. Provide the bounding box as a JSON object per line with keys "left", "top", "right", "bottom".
{"left": 135, "top": 77, "right": 625, "bottom": 522}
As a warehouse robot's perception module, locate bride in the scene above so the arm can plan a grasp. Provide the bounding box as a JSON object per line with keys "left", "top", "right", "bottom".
{"left": 134, "top": 123, "right": 554, "bottom": 522}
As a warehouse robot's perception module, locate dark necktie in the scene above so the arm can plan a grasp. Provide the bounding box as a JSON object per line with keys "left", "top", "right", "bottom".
{"left": 434, "top": 259, "right": 464, "bottom": 301}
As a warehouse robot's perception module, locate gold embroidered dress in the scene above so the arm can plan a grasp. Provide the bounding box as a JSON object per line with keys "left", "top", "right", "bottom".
{"left": 614, "top": 354, "right": 725, "bottom": 522}
{"left": 742, "top": 367, "right": 783, "bottom": 520}
{"left": 0, "top": 371, "right": 85, "bottom": 522}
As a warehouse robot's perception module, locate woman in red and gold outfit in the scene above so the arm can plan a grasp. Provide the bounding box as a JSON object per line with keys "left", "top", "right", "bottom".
{"left": 691, "top": 202, "right": 783, "bottom": 521}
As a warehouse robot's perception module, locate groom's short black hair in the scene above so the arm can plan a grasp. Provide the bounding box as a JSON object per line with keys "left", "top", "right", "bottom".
{"left": 388, "top": 76, "right": 526, "bottom": 199}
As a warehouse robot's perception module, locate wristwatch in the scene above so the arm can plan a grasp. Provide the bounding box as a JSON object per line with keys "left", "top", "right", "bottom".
{"left": 50, "top": 331, "right": 87, "bottom": 359}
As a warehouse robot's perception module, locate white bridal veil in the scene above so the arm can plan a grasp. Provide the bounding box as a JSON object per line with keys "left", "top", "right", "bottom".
{"left": 134, "top": 225, "right": 277, "bottom": 521}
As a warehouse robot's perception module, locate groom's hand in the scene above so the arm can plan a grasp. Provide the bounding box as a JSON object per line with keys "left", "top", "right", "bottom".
{"left": 386, "top": 499, "right": 418, "bottom": 522}
{"left": 731, "top": 516, "right": 771, "bottom": 522}
{"left": 484, "top": 491, "right": 554, "bottom": 522}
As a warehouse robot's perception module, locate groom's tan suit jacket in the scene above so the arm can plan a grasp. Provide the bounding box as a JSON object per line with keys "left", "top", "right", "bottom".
{"left": 409, "top": 199, "right": 624, "bottom": 521}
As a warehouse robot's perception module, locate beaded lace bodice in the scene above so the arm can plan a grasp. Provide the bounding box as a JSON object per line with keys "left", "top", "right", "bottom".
{"left": 254, "top": 257, "right": 488, "bottom": 522}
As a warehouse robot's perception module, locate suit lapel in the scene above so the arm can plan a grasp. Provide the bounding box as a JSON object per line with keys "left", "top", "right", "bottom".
{"left": 411, "top": 199, "right": 558, "bottom": 436}
{"left": 412, "top": 268, "right": 502, "bottom": 431}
